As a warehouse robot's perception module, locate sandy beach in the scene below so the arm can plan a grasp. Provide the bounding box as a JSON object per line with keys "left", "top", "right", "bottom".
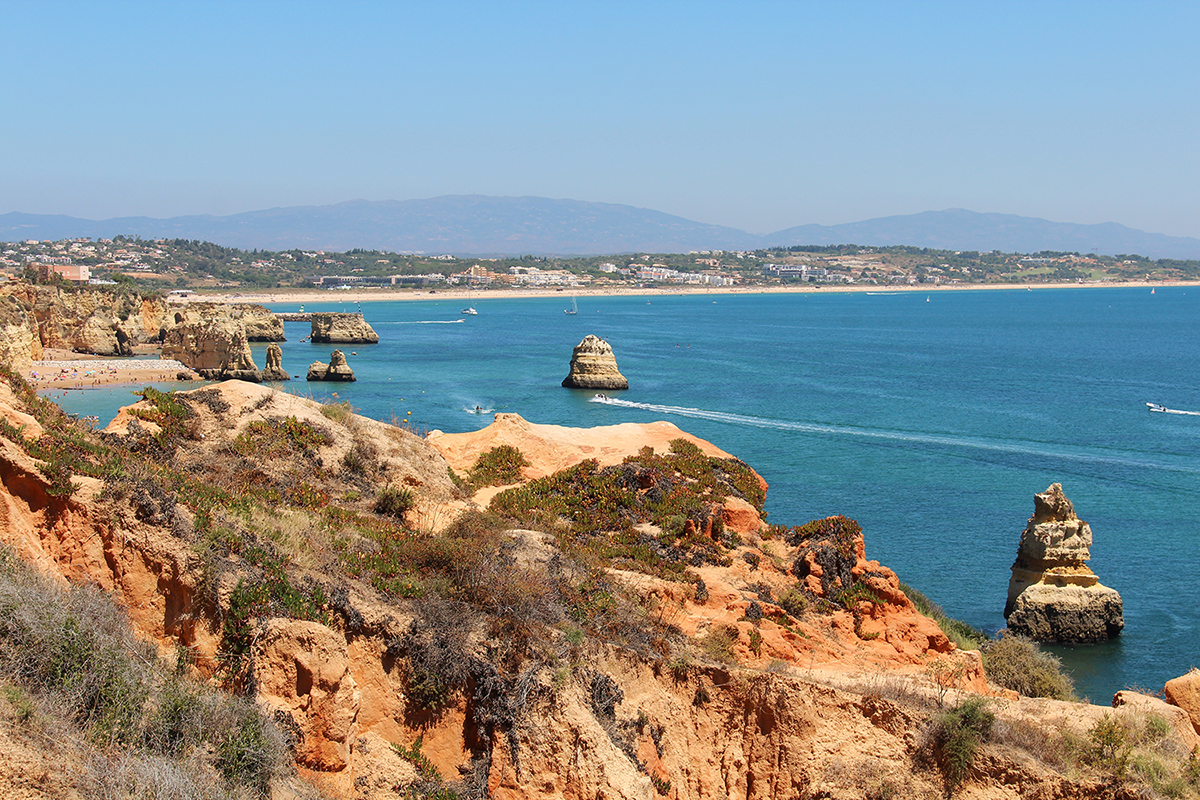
{"left": 28, "top": 349, "right": 191, "bottom": 390}
{"left": 185, "top": 278, "right": 1195, "bottom": 306}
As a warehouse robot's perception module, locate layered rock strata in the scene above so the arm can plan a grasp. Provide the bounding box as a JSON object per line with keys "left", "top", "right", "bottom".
{"left": 561, "top": 334, "right": 629, "bottom": 390}
{"left": 310, "top": 313, "right": 379, "bottom": 344}
{"left": 1005, "top": 483, "right": 1123, "bottom": 642}
{"left": 0, "top": 295, "right": 41, "bottom": 373}
{"left": 161, "top": 319, "right": 262, "bottom": 382}
{"left": 0, "top": 282, "right": 168, "bottom": 356}
{"left": 261, "top": 342, "right": 289, "bottom": 381}
{"left": 307, "top": 349, "right": 356, "bottom": 381}
{"left": 168, "top": 302, "right": 284, "bottom": 341}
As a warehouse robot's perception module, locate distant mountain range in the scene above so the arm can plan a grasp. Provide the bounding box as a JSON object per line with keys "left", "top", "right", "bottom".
{"left": 3, "top": 196, "right": 1199, "bottom": 259}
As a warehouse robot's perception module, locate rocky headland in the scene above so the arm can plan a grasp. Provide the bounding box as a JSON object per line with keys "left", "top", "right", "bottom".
{"left": 168, "top": 300, "right": 285, "bottom": 341}
{"left": 0, "top": 281, "right": 285, "bottom": 379}
{"left": 162, "top": 317, "right": 263, "bottom": 382}
{"left": 1005, "top": 484, "right": 1124, "bottom": 643}
{"left": 0, "top": 374, "right": 1195, "bottom": 799}
{"left": 561, "top": 334, "right": 629, "bottom": 390}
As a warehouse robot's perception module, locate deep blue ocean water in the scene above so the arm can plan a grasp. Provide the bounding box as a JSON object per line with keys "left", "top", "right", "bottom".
{"left": 55, "top": 287, "right": 1199, "bottom": 701}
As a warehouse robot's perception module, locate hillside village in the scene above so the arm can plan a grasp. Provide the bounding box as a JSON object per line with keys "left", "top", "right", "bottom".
{"left": 3, "top": 236, "right": 1197, "bottom": 294}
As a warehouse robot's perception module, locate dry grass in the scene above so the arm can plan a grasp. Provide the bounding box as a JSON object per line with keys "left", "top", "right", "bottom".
{"left": 0, "top": 546, "right": 297, "bottom": 799}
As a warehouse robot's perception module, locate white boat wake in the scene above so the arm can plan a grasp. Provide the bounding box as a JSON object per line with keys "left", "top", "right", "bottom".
{"left": 590, "top": 396, "right": 1200, "bottom": 475}
{"left": 463, "top": 406, "right": 494, "bottom": 415}
{"left": 1147, "top": 402, "right": 1200, "bottom": 416}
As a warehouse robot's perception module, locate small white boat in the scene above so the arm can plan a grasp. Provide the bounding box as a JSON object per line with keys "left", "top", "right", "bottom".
{"left": 565, "top": 296, "right": 578, "bottom": 315}
{"left": 461, "top": 306, "right": 477, "bottom": 315}
{"left": 1147, "top": 402, "right": 1167, "bottom": 413}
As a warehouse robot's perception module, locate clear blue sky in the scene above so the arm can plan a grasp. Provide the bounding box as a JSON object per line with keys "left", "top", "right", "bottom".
{"left": 4, "top": 0, "right": 1198, "bottom": 237}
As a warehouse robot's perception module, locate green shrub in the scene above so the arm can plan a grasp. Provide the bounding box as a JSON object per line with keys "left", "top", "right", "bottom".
{"left": 981, "top": 632, "right": 1075, "bottom": 700}
{"left": 467, "top": 444, "right": 530, "bottom": 488}
{"left": 374, "top": 485, "right": 414, "bottom": 518}
{"left": 933, "top": 697, "right": 995, "bottom": 793}
{"left": 778, "top": 585, "right": 808, "bottom": 618}
{"left": 1086, "top": 713, "right": 1131, "bottom": 778}
{"left": 0, "top": 544, "right": 287, "bottom": 797}
{"left": 215, "top": 700, "right": 284, "bottom": 794}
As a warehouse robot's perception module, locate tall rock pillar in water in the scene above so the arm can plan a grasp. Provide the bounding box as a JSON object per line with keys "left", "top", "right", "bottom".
{"left": 1005, "top": 483, "right": 1123, "bottom": 642}
{"left": 561, "top": 334, "right": 629, "bottom": 390}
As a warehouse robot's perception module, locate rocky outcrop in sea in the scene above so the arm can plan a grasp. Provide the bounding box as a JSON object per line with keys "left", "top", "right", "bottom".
{"left": 1004, "top": 483, "right": 1124, "bottom": 642}
{"left": 307, "top": 349, "right": 356, "bottom": 381}
{"left": 561, "top": 334, "right": 629, "bottom": 390}
{"left": 260, "top": 342, "right": 289, "bottom": 381}
{"left": 310, "top": 313, "right": 379, "bottom": 344}
{"left": 161, "top": 319, "right": 262, "bottom": 382}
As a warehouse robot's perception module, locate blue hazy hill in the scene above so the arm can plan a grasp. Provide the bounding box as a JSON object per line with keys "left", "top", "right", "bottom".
{"left": 3, "top": 198, "right": 1199, "bottom": 258}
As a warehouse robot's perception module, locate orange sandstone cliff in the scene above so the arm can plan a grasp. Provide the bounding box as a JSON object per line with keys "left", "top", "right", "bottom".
{"left": 0, "top": 379, "right": 1196, "bottom": 799}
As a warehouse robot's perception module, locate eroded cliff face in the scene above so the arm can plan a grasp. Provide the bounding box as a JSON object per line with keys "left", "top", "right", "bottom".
{"left": 0, "top": 282, "right": 170, "bottom": 356}
{"left": 0, "top": 378, "right": 1192, "bottom": 799}
{"left": 161, "top": 318, "right": 263, "bottom": 381}
{"left": 0, "top": 295, "right": 41, "bottom": 373}
{"left": 170, "top": 301, "right": 285, "bottom": 342}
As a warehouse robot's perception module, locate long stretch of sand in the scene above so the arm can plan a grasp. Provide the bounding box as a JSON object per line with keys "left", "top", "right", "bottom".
{"left": 186, "top": 278, "right": 1192, "bottom": 306}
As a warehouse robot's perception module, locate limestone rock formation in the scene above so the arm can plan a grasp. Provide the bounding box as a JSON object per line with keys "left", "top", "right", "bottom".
{"left": 1165, "top": 669, "right": 1200, "bottom": 736}
{"left": 161, "top": 319, "right": 262, "bottom": 382}
{"left": 561, "top": 334, "right": 629, "bottom": 390}
{"left": 1005, "top": 483, "right": 1124, "bottom": 642}
{"left": 0, "top": 295, "right": 41, "bottom": 372}
{"left": 4, "top": 379, "right": 1194, "bottom": 799}
{"left": 0, "top": 282, "right": 169, "bottom": 355}
{"left": 260, "top": 342, "right": 289, "bottom": 381}
{"left": 254, "top": 619, "right": 361, "bottom": 771}
{"left": 310, "top": 313, "right": 379, "bottom": 344}
{"left": 169, "top": 302, "right": 285, "bottom": 341}
{"left": 307, "top": 349, "right": 356, "bottom": 381}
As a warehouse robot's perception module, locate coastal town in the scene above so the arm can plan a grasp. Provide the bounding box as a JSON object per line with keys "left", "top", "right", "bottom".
{"left": 3, "top": 235, "right": 1197, "bottom": 296}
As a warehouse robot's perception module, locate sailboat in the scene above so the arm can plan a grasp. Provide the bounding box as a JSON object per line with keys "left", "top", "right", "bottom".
{"left": 564, "top": 296, "right": 578, "bottom": 315}
{"left": 461, "top": 286, "right": 478, "bottom": 315}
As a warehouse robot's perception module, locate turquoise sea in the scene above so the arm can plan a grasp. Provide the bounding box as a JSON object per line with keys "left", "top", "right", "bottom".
{"left": 57, "top": 287, "right": 1199, "bottom": 702}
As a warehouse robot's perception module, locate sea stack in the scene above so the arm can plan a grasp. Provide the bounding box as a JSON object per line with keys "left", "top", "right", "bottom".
{"left": 1004, "top": 483, "right": 1123, "bottom": 642}
{"left": 306, "top": 350, "right": 356, "bottom": 382}
{"left": 561, "top": 334, "right": 629, "bottom": 390}
{"left": 310, "top": 313, "right": 379, "bottom": 344}
{"left": 261, "top": 342, "right": 289, "bottom": 381}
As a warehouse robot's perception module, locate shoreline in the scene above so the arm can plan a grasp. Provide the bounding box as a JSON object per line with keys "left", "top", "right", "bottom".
{"left": 184, "top": 278, "right": 1196, "bottom": 306}
{"left": 28, "top": 350, "right": 191, "bottom": 390}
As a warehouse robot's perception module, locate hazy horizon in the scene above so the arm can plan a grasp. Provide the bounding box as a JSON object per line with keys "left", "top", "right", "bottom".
{"left": 4, "top": 1, "right": 1198, "bottom": 238}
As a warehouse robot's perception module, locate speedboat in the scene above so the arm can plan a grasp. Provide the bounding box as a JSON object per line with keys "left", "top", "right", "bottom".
{"left": 1147, "top": 402, "right": 1167, "bottom": 413}
{"left": 593, "top": 393, "right": 609, "bottom": 400}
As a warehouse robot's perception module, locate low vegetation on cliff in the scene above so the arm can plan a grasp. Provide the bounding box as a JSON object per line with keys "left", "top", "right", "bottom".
{"left": 1, "top": 370, "right": 1198, "bottom": 799}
